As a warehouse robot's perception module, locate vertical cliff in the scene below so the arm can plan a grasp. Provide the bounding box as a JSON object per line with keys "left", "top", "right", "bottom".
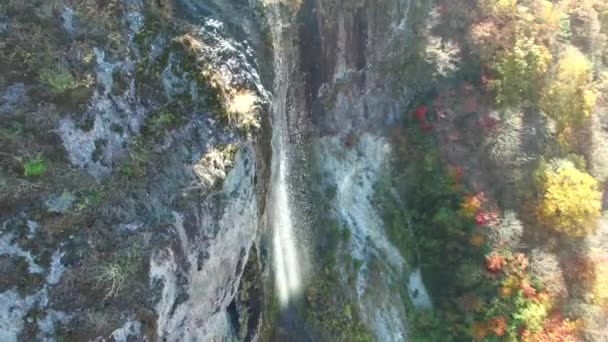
{"left": 1, "top": 0, "right": 273, "bottom": 340}
{"left": 295, "top": 0, "right": 423, "bottom": 340}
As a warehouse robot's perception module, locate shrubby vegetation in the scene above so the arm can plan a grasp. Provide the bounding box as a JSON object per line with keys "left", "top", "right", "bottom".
{"left": 39, "top": 67, "right": 80, "bottom": 95}
{"left": 90, "top": 241, "right": 144, "bottom": 298}
{"left": 226, "top": 91, "right": 262, "bottom": 134}
{"left": 141, "top": 104, "right": 187, "bottom": 140}
{"left": 381, "top": 120, "right": 581, "bottom": 340}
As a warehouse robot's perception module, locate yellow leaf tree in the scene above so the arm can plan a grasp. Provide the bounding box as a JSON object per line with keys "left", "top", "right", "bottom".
{"left": 537, "top": 161, "right": 602, "bottom": 237}
{"left": 540, "top": 47, "right": 597, "bottom": 132}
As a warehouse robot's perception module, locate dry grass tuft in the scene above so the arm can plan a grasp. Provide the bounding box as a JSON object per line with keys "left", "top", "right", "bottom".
{"left": 193, "top": 145, "right": 239, "bottom": 189}
{"left": 226, "top": 90, "right": 261, "bottom": 133}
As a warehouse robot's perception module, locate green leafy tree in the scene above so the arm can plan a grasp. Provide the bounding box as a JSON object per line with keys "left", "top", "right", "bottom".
{"left": 490, "top": 37, "right": 553, "bottom": 107}
{"left": 513, "top": 295, "right": 548, "bottom": 333}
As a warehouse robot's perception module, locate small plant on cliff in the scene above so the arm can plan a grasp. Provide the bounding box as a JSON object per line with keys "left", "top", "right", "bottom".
{"left": 537, "top": 160, "right": 601, "bottom": 237}
{"left": 23, "top": 155, "right": 48, "bottom": 177}
{"left": 193, "top": 144, "right": 239, "bottom": 189}
{"left": 93, "top": 246, "right": 142, "bottom": 298}
{"left": 143, "top": 106, "right": 186, "bottom": 138}
{"left": 95, "top": 262, "right": 128, "bottom": 298}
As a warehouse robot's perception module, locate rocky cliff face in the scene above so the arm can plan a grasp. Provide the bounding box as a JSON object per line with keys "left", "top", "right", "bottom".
{"left": 0, "top": 0, "right": 423, "bottom": 340}
{"left": 1, "top": 0, "right": 271, "bottom": 340}
{"left": 289, "top": 0, "right": 424, "bottom": 340}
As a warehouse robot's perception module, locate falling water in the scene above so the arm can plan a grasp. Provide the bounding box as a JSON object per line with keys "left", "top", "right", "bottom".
{"left": 266, "top": 3, "right": 303, "bottom": 306}
{"left": 270, "top": 138, "right": 301, "bottom": 305}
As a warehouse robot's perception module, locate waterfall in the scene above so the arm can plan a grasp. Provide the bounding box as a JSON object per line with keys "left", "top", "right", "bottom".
{"left": 266, "top": 3, "right": 303, "bottom": 306}
{"left": 270, "top": 137, "right": 301, "bottom": 305}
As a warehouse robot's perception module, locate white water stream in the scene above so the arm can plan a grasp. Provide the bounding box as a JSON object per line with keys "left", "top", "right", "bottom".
{"left": 270, "top": 140, "right": 302, "bottom": 305}
{"left": 266, "top": 2, "right": 303, "bottom": 306}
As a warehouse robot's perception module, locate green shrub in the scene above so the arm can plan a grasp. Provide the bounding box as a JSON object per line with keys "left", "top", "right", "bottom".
{"left": 76, "top": 187, "right": 106, "bottom": 211}
{"left": 0, "top": 122, "right": 23, "bottom": 140}
{"left": 133, "top": 15, "right": 162, "bottom": 56}
{"left": 39, "top": 67, "right": 78, "bottom": 95}
{"left": 119, "top": 139, "right": 152, "bottom": 178}
{"left": 23, "top": 155, "right": 48, "bottom": 177}
{"left": 455, "top": 262, "right": 485, "bottom": 289}
{"left": 142, "top": 106, "right": 186, "bottom": 139}
{"left": 406, "top": 308, "right": 453, "bottom": 341}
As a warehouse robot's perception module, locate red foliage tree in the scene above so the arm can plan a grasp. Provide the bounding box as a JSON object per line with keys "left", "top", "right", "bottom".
{"left": 414, "top": 106, "right": 428, "bottom": 121}
{"left": 475, "top": 212, "right": 487, "bottom": 225}
{"left": 532, "top": 314, "right": 579, "bottom": 342}
{"left": 520, "top": 279, "right": 537, "bottom": 299}
{"left": 413, "top": 106, "right": 434, "bottom": 133}
{"left": 508, "top": 253, "right": 529, "bottom": 277}
{"left": 486, "top": 253, "right": 506, "bottom": 274}
{"left": 489, "top": 316, "right": 507, "bottom": 336}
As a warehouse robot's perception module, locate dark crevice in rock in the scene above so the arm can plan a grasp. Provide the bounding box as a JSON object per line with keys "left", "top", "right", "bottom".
{"left": 349, "top": 7, "right": 368, "bottom": 73}
{"left": 228, "top": 244, "right": 263, "bottom": 342}
{"left": 298, "top": 0, "right": 326, "bottom": 128}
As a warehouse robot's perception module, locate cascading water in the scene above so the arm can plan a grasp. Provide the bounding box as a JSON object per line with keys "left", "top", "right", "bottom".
{"left": 266, "top": 2, "right": 303, "bottom": 307}
{"left": 270, "top": 131, "right": 301, "bottom": 305}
